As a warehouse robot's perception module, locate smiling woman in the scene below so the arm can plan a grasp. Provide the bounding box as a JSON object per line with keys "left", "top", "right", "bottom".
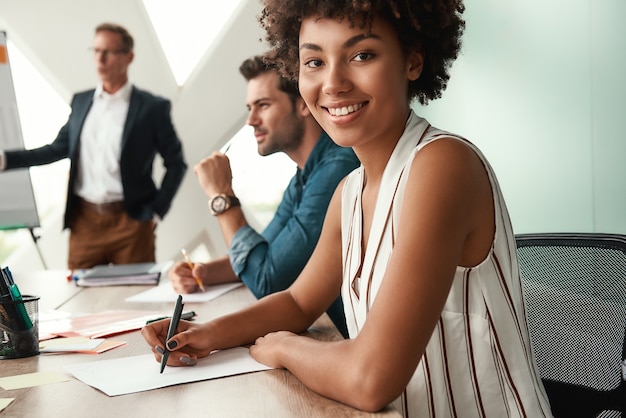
{"left": 0, "top": 0, "right": 623, "bottom": 286}
{"left": 296, "top": 16, "right": 424, "bottom": 150}
{"left": 137, "top": 1, "right": 555, "bottom": 416}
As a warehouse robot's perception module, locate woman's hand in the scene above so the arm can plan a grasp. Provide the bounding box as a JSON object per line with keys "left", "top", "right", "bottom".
{"left": 141, "top": 319, "right": 215, "bottom": 367}
{"left": 249, "top": 330, "right": 298, "bottom": 369}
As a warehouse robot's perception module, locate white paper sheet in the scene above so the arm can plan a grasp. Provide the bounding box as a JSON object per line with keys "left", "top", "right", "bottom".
{"left": 40, "top": 337, "right": 106, "bottom": 353}
{"left": 124, "top": 282, "right": 242, "bottom": 303}
{"left": 64, "top": 346, "right": 272, "bottom": 396}
{"left": 0, "top": 398, "right": 14, "bottom": 412}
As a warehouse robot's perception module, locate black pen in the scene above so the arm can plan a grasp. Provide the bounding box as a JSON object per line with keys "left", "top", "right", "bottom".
{"left": 160, "top": 294, "right": 184, "bottom": 374}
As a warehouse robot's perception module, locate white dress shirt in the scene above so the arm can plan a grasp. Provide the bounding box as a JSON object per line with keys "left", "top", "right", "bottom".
{"left": 73, "top": 82, "right": 131, "bottom": 204}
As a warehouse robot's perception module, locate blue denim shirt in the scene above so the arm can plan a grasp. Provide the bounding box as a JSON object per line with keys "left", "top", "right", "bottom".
{"left": 229, "top": 133, "right": 360, "bottom": 337}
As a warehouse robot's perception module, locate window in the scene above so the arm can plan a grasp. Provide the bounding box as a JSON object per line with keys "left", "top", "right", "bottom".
{"left": 143, "top": 0, "right": 243, "bottom": 86}
{"left": 226, "top": 125, "right": 296, "bottom": 228}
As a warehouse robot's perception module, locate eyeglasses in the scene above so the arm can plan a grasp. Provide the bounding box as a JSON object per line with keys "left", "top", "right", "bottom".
{"left": 88, "top": 47, "right": 130, "bottom": 57}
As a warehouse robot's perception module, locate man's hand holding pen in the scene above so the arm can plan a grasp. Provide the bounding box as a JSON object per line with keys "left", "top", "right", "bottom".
{"left": 181, "top": 248, "right": 205, "bottom": 292}
{"left": 169, "top": 260, "right": 208, "bottom": 294}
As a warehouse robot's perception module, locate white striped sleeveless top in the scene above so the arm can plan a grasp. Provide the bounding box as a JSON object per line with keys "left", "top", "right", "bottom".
{"left": 341, "top": 111, "right": 553, "bottom": 417}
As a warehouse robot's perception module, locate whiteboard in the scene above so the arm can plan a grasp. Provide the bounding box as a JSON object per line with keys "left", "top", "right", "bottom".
{"left": 0, "top": 31, "right": 40, "bottom": 230}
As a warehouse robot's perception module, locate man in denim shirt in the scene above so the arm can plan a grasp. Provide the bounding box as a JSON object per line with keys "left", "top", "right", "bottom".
{"left": 169, "top": 56, "right": 359, "bottom": 337}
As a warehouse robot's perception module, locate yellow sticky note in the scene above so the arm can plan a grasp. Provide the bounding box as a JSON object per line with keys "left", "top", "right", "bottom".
{"left": 0, "top": 371, "right": 69, "bottom": 390}
{"left": 0, "top": 398, "right": 15, "bottom": 412}
{"left": 0, "top": 45, "right": 7, "bottom": 64}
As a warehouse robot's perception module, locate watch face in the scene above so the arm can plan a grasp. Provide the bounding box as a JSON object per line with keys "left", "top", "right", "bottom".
{"left": 211, "top": 196, "right": 227, "bottom": 213}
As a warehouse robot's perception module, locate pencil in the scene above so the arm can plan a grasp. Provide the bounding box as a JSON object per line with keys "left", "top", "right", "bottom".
{"left": 181, "top": 248, "right": 206, "bottom": 292}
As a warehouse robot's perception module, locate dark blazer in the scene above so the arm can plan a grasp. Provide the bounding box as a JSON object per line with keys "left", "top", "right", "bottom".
{"left": 5, "top": 86, "right": 187, "bottom": 228}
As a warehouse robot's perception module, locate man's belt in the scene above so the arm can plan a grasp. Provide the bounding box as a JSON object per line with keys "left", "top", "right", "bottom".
{"left": 77, "top": 197, "right": 125, "bottom": 215}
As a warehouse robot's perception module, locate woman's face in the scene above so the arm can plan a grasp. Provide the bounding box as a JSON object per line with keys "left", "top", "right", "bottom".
{"left": 298, "top": 15, "right": 422, "bottom": 150}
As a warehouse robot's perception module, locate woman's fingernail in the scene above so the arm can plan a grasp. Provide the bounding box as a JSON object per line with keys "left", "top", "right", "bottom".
{"left": 155, "top": 345, "right": 164, "bottom": 354}
{"left": 180, "top": 356, "right": 196, "bottom": 366}
{"left": 167, "top": 340, "right": 178, "bottom": 349}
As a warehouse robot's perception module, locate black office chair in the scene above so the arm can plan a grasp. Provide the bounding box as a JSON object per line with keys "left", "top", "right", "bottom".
{"left": 516, "top": 233, "right": 626, "bottom": 418}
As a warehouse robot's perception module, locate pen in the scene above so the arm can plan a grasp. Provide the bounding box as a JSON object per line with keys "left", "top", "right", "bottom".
{"left": 1, "top": 267, "right": 32, "bottom": 330}
{"left": 0, "top": 269, "right": 10, "bottom": 301}
{"left": 146, "top": 310, "right": 196, "bottom": 325}
{"left": 181, "top": 248, "right": 206, "bottom": 292}
{"left": 0, "top": 269, "right": 17, "bottom": 330}
{"left": 160, "top": 294, "right": 184, "bottom": 373}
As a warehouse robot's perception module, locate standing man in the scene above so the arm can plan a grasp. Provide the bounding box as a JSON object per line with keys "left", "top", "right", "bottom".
{"left": 169, "top": 55, "right": 359, "bottom": 337}
{"left": 0, "top": 23, "right": 187, "bottom": 269}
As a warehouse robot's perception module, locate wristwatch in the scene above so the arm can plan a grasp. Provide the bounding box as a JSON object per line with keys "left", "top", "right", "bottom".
{"left": 209, "top": 194, "right": 240, "bottom": 216}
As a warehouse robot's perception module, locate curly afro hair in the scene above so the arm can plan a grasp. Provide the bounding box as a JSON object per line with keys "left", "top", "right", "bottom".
{"left": 259, "top": 0, "right": 465, "bottom": 105}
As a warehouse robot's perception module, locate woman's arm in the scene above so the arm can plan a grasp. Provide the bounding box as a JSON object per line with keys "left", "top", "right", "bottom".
{"left": 142, "top": 180, "right": 348, "bottom": 362}
{"left": 249, "top": 139, "right": 495, "bottom": 411}
{"left": 142, "top": 138, "right": 494, "bottom": 412}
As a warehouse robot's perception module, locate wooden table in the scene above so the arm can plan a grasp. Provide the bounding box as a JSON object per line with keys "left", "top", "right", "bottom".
{"left": 1, "top": 271, "right": 401, "bottom": 418}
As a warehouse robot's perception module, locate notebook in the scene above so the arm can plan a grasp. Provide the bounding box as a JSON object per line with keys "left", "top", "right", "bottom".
{"left": 75, "top": 262, "right": 170, "bottom": 287}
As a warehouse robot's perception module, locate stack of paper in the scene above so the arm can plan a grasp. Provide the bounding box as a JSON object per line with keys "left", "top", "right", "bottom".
{"left": 76, "top": 262, "right": 171, "bottom": 287}
{"left": 39, "top": 309, "right": 165, "bottom": 340}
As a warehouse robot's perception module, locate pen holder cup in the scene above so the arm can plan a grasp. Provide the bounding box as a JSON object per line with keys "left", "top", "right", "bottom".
{"left": 0, "top": 295, "right": 40, "bottom": 359}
